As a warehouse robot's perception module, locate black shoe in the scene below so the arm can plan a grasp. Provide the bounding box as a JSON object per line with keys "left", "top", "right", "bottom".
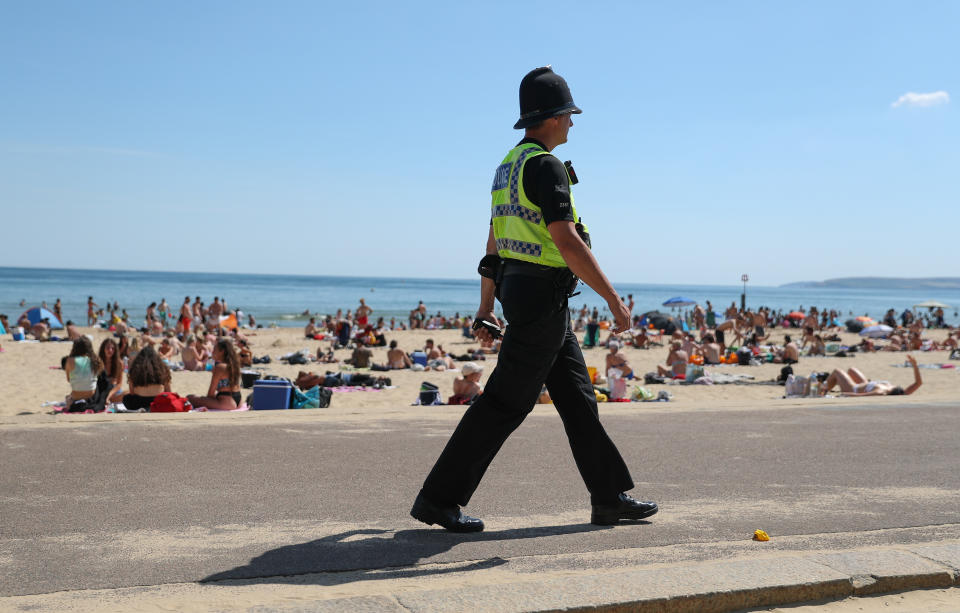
{"left": 410, "top": 492, "right": 484, "bottom": 533}
{"left": 591, "top": 493, "right": 658, "bottom": 525}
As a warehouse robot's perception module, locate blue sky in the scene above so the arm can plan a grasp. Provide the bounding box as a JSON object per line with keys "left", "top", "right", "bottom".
{"left": 2, "top": 1, "right": 956, "bottom": 286}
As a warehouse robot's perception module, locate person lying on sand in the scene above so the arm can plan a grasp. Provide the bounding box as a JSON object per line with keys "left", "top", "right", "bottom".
{"left": 820, "top": 354, "right": 921, "bottom": 397}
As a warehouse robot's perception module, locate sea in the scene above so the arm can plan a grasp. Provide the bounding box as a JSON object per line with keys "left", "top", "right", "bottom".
{"left": 3, "top": 267, "right": 960, "bottom": 328}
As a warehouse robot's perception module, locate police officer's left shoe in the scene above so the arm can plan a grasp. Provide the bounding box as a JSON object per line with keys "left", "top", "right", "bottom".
{"left": 591, "top": 493, "right": 658, "bottom": 525}
{"left": 410, "top": 492, "right": 484, "bottom": 533}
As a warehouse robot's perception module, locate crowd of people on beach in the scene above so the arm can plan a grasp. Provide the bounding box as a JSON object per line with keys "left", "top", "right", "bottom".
{"left": 12, "top": 294, "right": 501, "bottom": 413}
{"left": 575, "top": 298, "right": 950, "bottom": 399}
{"left": 5, "top": 289, "right": 955, "bottom": 412}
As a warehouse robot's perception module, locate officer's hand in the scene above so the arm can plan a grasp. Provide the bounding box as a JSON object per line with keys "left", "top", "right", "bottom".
{"left": 473, "top": 309, "right": 501, "bottom": 344}
{"left": 608, "top": 299, "right": 631, "bottom": 334}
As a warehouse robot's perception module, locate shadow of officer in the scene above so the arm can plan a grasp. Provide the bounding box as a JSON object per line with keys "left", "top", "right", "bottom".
{"left": 201, "top": 522, "right": 623, "bottom": 586}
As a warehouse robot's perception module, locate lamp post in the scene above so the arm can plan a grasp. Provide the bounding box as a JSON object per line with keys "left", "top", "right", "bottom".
{"left": 741, "top": 274, "right": 749, "bottom": 312}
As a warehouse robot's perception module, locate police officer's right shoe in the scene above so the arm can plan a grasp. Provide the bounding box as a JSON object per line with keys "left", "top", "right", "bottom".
{"left": 410, "top": 492, "right": 484, "bottom": 533}
{"left": 591, "top": 493, "right": 659, "bottom": 525}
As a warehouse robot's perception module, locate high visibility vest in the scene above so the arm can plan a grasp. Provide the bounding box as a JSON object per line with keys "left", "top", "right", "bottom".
{"left": 490, "top": 143, "right": 588, "bottom": 267}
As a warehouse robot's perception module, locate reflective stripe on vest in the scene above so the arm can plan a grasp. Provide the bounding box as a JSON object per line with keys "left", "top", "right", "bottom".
{"left": 490, "top": 143, "right": 585, "bottom": 267}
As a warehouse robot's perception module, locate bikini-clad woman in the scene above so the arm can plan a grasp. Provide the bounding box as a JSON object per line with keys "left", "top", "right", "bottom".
{"left": 98, "top": 338, "right": 125, "bottom": 402}
{"left": 187, "top": 339, "right": 242, "bottom": 410}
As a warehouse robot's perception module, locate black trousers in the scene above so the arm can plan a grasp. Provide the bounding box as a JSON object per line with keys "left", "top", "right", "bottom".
{"left": 420, "top": 273, "right": 634, "bottom": 507}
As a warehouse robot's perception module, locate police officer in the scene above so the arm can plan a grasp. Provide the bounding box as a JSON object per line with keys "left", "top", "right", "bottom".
{"left": 410, "top": 66, "right": 658, "bottom": 532}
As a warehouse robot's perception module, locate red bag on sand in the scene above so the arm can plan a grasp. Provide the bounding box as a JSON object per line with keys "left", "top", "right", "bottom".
{"left": 150, "top": 392, "right": 189, "bottom": 413}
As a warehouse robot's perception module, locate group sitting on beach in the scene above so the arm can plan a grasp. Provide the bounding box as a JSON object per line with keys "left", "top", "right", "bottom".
{"left": 61, "top": 335, "right": 246, "bottom": 413}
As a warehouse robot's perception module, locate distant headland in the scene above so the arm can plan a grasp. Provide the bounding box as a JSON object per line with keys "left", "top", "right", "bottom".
{"left": 781, "top": 277, "right": 960, "bottom": 290}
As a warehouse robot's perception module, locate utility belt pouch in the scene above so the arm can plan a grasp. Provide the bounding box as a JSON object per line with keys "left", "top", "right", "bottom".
{"left": 478, "top": 254, "right": 503, "bottom": 281}
{"left": 553, "top": 268, "right": 580, "bottom": 306}
{"left": 478, "top": 253, "right": 504, "bottom": 299}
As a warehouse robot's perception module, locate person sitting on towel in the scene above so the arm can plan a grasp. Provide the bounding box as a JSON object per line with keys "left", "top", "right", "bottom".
{"left": 605, "top": 341, "right": 633, "bottom": 379}
{"left": 656, "top": 341, "right": 688, "bottom": 379}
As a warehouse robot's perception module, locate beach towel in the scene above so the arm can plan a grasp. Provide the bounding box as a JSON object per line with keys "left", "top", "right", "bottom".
{"left": 326, "top": 385, "right": 388, "bottom": 392}
{"left": 191, "top": 405, "right": 250, "bottom": 412}
{"left": 291, "top": 385, "right": 332, "bottom": 409}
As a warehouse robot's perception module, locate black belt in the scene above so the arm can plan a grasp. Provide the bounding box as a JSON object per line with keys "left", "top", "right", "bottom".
{"left": 501, "top": 260, "right": 568, "bottom": 279}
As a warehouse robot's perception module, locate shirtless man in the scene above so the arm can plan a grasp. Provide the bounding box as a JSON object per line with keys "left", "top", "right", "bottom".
{"left": 409, "top": 300, "right": 427, "bottom": 329}
{"left": 656, "top": 341, "right": 688, "bottom": 378}
{"left": 192, "top": 297, "right": 204, "bottom": 327}
{"left": 693, "top": 304, "right": 705, "bottom": 331}
{"left": 779, "top": 335, "right": 800, "bottom": 364}
{"left": 356, "top": 298, "right": 373, "bottom": 328}
{"left": 31, "top": 319, "right": 50, "bottom": 341}
{"left": 752, "top": 309, "right": 769, "bottom": 342}
{"left": 180, "top": 296, "right": 193, "bottom": 335}
{"left": 208, "top": 297, "right": 223, "bottom": 320}
{"left": 386, "top": 340, "right": 413, "bottom": 369}
{"left": 65, "top": 320, "right": 82, "bottom": 341}
{"left": 680, "top": 333, "right": 700, "bottom": 359}
{"left": 715, "top": 315, "right": 745, "bottom": 349}
{"left": 605, "top": 340, "right": 633, "bottom": 379}
{"left": 305, "top": 317, "right": 319, "bottom": 338}
{"left": 630, "top": 327, "right": 650, "bottom": 349}
{"left": 424, "top": 339, "right": 442, "bottom": 360}
{"left": 424, "top": 341, "right": 454, "bottom": 370}
{"left": 700, "top": 333, "right": 722, "bottom": 364}
{"left": 157, "top": 337, "right": 176, "bottom": 361}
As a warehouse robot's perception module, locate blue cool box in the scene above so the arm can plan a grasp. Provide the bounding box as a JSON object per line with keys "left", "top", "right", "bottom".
{"left": 252, "top": 380, "right": 291, "bottom": 410}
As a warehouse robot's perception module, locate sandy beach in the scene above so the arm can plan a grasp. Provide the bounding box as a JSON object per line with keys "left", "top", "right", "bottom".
{"left": 2, "top": 324, "right": 956, "bottom": 422}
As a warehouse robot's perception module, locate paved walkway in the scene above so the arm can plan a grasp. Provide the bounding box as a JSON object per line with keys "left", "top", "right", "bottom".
{"left": 2, "top": 401, "right": 958, "bottom": 611}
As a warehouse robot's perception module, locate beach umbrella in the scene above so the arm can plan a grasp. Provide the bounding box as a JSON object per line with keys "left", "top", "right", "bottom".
{"left": 19, "top": 306, "right": 63, "bottom": 329}
{"left": 640, "top": 310, "right": 678, "bottom": 333}
{"left": 845, "top": 319, "right": 864, "bottom": 333}
{"left": 860, "top": 324, "right": 893, "bottom": 338}
{"left": 662, "top": 296, "right": 696, "bottom": 308}
{"left": 786, "top": 311, "right": 806, "bottom": 320}
{"left": 913, "top": 300, "right": 952, "bottom": 309}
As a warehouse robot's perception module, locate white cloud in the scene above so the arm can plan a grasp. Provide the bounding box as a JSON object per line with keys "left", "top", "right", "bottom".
{"left": 891, "top": 91, "right": 950, "bottom": 108}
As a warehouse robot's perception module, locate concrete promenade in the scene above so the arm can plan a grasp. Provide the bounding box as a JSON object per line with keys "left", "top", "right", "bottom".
{"left": 2, "top": 400, "right": 958, "bottom": 611}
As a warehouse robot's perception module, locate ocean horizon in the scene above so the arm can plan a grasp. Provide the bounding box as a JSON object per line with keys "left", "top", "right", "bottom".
{"left": 3, "top": 266, "right": 959, "bottom": 328}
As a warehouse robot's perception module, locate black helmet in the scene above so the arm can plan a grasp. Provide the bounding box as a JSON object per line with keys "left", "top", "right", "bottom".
{"left": 514, "top": 66, "right": 582, "bottom": 130}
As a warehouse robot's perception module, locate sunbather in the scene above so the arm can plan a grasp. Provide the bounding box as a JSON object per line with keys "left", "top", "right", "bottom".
{"left": 605, "top": 340, "right": 633, "bottom": 378}
{"left": 656, "top": 341, "right": 688, "bottom": 378}
{"left": 386, "top": 340, "right": 412, "bottom": 369}
{"left": 700, "top": 333, "right": 722, "bottom": 364}
{"left": 820, "top": 354, "right": 921, "bottom": 396}
{"left": 187, "top": 339, "right": 242, "bottom": 410}
{"left": 449, "top": 362, "right": 484, "bottom": 404}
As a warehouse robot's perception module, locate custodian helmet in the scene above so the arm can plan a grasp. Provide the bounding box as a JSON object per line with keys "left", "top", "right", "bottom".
{"left": 513, "top": 66, "right": 582, "bottom": 130}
